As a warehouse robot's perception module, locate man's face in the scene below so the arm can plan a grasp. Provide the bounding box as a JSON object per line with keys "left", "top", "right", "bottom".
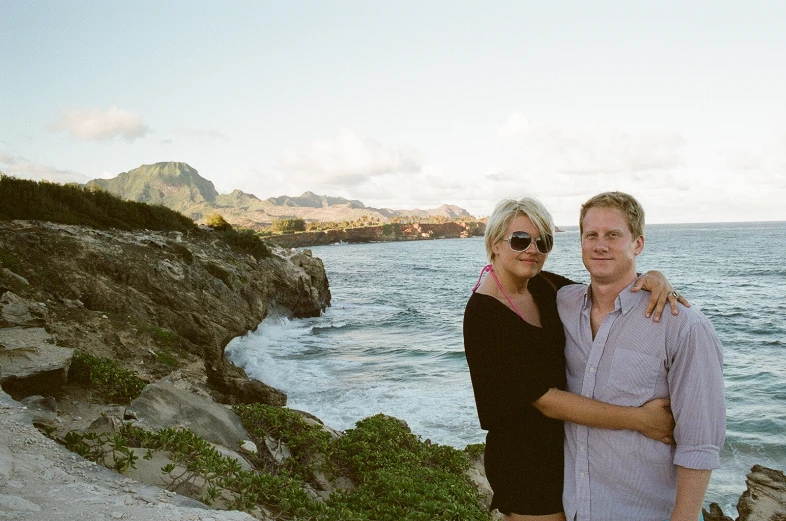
{"left": 581, "top": 206, "right": 644, "bottom": 285}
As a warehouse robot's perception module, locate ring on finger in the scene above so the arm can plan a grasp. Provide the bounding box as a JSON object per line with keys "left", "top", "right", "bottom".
{"left": 668, "top": 290, "right": 680, "bottom": 298}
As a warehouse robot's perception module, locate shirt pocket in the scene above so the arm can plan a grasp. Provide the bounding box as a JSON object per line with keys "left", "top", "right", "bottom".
{"left": 606, "top": 347, "right": 662, "bottom": 407}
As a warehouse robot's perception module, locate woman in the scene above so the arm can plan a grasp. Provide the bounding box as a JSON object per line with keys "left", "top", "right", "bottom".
{"left": 463, "top": 197, "right": 680, "bottom": 521}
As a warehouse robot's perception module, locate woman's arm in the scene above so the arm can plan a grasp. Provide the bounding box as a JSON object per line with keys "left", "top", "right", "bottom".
{"left": 543, "top": 269, "right": 689, "bottom": 322}
{"left": 533, "top": 388, "right": 675, "bottom": 443}
{"left": 632, "top": 270, "right": 690, "bottom": 322}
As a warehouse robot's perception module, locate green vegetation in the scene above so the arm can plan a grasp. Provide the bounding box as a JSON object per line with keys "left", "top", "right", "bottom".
{"left": 304, "top": 215, "right": 478, "bottom": 233}
{"left": 306, "top": 215, "right": 381, "bottom": 232}
{"left": 381, "top": 223, "right": 401, "bottom": 237}
{"left": 63, "top": 429, "right": 139, "bottom": 473}
{"left": 0, "top": 175, "right": 197, "bottom": 232}
{"left": 0, "top": 247, "right": 23, "bottom": 273}
{"left": 465, "top": 443, "right": 485, "bottom": 460}
{"left": 87, "top": 162, "right": 219, "bottom": 208}
{"left": 56, "top": 406, "right": 489, "bottom": 520}
{"left": 215, "top": 228, "right": 271, "bottom": 259}
{"left": 272, "top": 217, "right": 307, "bottom": 233}
{"left": 140, "top": 325, "right": 184, "bottom": 368}
{"left": 235, "top": 403, "right": 334, "bottom": 480}
{"left": 205, "top": 212, "right": 233, "bottom": 231}
{"left": 68, "top": 352, "right": 148, "bottom": 404}
{"left": 234, "top": 405, "right": 490, "bottom": 521}
{"left": 0, "top": 175, "right": 271, "bottom": 259}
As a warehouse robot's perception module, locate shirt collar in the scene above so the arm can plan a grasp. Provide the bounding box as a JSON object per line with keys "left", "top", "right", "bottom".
{"left": 582, "top": 278, "right": 641, "bottom": 315}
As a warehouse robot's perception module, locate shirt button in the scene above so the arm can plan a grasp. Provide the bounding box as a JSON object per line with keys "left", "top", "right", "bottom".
{"left": 584, "top": 393, "right": 590, "bottom": 398}
{"left": 589, "top": 367, "right": 596, "bottom": 373}
{"left": 580, "top": 473, "right": 585, "bottom": 478}
{"left": 580, "top": 446, "right": 585, "bottom": 452}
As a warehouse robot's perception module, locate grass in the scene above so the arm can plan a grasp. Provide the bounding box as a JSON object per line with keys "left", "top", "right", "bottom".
{"left": 68, "top": 352, "right": 148, "bottom": 404}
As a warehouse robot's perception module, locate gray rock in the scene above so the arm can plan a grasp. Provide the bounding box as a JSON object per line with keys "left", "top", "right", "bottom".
{"left": 1, "top": 267, "right": 30, "bottom": 286}
{"left": 703, "top": 502, "right": 734, "bottom": 521}
{"left": 19, "top": 395, "right": 58, "bottom": 424}
{"left": 0, "top": 291, "right": 47, "bottom": 326}
{"left": 0, "top": 327, "right": 74, "bottom": 399}
{"left": 737, "top": 465, "right": 786, "bottom": 521}
{"left": 263, "top": 436, "right": 292, "bottom": 464}
{"left": 131, "top": 381, "right": 250, "bottom": 450}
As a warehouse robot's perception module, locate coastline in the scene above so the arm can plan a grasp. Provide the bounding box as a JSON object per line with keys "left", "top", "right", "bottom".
{"left": 1, "top": 218, "right": 783, "bottom": 520}
{"left": 269, "top": 220, "right": 485, "bottom": 248}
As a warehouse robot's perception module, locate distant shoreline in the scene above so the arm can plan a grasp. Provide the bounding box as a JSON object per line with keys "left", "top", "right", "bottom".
{"left": 268, "top": 220, "right": 486, "bottom": 248}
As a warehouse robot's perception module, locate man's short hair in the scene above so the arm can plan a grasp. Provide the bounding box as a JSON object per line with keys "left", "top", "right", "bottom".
{"left": 580, "top": 191, "right": 645, "bottom": 238}
{"left": 484, "top": 197, "right": 554, "bottom": 263}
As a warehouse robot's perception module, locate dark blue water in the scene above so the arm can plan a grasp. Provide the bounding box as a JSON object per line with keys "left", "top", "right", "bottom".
{"left": 226, "top": 221, "right": 786, "bottom": 514}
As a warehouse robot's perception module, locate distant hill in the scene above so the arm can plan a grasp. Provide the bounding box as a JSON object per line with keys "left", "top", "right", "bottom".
{"left": 86, "top": 162, "right": 473, "bottom": 227}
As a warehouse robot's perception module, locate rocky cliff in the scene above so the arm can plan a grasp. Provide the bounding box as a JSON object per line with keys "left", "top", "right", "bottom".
{"left": 270, "top": 220, "right": 486, "bottom": 248}
{"left": 0, "top": 219, "right": 330, "bottom": 404}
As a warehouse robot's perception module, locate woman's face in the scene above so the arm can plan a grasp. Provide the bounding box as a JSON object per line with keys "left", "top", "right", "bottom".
{"left": 492, "top": 213, "right": 549, "bottom": 281}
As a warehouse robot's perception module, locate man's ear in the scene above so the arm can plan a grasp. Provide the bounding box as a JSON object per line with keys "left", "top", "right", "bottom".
{"left": 633, "top": 235, "right": 645, "bottom": 256}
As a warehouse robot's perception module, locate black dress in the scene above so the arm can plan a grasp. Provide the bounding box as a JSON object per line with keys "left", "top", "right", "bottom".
{"left": 463, "top": 271, "right": 574, "bottom": 516}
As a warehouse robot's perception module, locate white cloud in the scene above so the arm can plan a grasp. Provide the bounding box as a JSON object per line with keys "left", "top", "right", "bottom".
{"left": 0, "top": 153, "right": 89, "bottom": 184}
{"left": 498, "top": 112, "right": 686, "bottom": 176}
{"left": 276, "top": 128, "right": 422, "bottom": 186}
{"left": 50, "top": 106, "right": 151, "bottom": 141}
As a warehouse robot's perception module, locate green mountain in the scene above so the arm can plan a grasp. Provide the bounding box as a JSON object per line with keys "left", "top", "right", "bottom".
{"left": 86, "top": 162, "right": 221, "bottom": 220}
{"left": 86, "top": 162, "right": 473, "bottom": 227}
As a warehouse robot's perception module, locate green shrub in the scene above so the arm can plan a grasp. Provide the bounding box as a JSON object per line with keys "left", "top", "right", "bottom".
{"left": 326, "top": 415, "right": 487, "bottom": 521}
{"left": 0, "top": 175, "right": 197, "bottom": 232}
{"left": 205, "top": 212, "right": 233, "bottom": 231}
{"left": 216, "top": 228, "right": 271, "bottom": 260}
{"left": 55, "top": 406, "right": 489, "bottom": 521}
{"left": 234, "top": 404, "right": 334, "bottom": 479}
{"left": 465, "top": 443, "right": 485, "bottom": 460}
{"left": 68, "top": 352, "right": 147, "bottom": 404}
{"left": 234, "top": 408, "right": 489, "bottom": 521}
{"left": 272, "top": 217, "right": 306, "bottom": 233}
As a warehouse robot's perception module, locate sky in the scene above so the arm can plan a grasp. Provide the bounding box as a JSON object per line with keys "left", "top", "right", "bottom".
{"left": 1, "top": 1, "right": 785, "bottom": 226}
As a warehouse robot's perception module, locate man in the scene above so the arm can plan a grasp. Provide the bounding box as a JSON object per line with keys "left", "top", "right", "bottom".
{"left": 557, "top": 192, "right": 726, "bottom": 521}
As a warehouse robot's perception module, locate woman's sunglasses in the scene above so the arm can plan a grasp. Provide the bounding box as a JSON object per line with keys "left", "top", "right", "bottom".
{"left": 504, "top": 231, "right": 553, "bottom": 254}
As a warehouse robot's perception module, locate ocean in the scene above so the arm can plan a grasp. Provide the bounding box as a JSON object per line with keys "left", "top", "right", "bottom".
{"left": 226, "top": 221, "right": 786, "bottom": 515}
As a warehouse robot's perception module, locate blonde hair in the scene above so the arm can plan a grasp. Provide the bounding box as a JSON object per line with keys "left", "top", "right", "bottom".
{"left": 484, "top": 197, "right": 554, "bottom": 263}
{"left": 579, "top": 191, "right": 645, "bottom": 238}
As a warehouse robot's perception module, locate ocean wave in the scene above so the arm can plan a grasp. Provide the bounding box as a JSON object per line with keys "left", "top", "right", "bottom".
{"left": 312, "top": 321, "right": 348, "bottom": 331}
{"left": 435, "top": 350, "right": 468, "bottom": 361}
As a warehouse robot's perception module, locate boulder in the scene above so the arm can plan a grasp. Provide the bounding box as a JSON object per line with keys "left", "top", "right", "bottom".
{"left": 737, "top": 465, "right": 786, "bottom": 521}
{"left": 0, "top": 327, "right": 74, "bottom": 399}
{"left": 130, "top": 381, "right": 251, "bottom": 450}
{"left": 703, "top": 502, "right": 734, "bottom": 521}
{"left": 19, "top": 395, "right": 58, "bottom": 425}
{"left": 466, "top": 449, "right": 494, "bottom": 509}
{"left": 0, "top": 291, "right": 47, "bottom": 327}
